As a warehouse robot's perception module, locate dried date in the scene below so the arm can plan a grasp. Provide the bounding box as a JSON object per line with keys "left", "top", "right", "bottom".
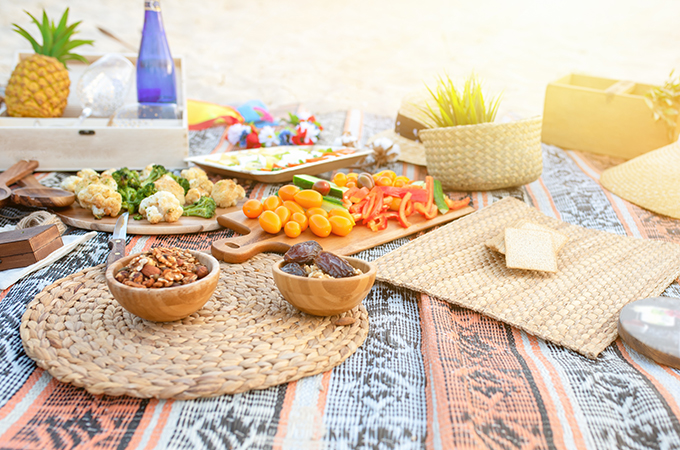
{"left": 314, "top": 252, "right": 356, "bottom": 278}
{"left": 284, "top": 241, "right": 322, "bottom": 265}
{"left": 281, "top": 262, "right": 307, "bottom": 277}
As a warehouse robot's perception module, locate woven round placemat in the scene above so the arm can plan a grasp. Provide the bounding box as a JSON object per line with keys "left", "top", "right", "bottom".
{"left": 20, "top": 253, "right": 369, "bottom": 400}
{"left": 600, "top": 141, "right": 680, "bottom": 219}
{"left": 419, "top": 116, "right": 543, "bottom": 191}
{"left": 375, "top": 197, "right": 680, "bottom": 359}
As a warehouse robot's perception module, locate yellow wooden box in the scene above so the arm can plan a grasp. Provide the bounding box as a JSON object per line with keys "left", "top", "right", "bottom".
{"left": 0, "top": 52, "right": 188, "bottom": 171}
{"left": 541, "top": 74, "right": 679, "bottom": 160}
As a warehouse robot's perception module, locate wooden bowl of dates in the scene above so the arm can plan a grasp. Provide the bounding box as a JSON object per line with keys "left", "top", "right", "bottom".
{"left": 272, "top": 254, "right": 376, "bottom": 317}
{"left": 105, "top": 248, "right": 220, "bottom": 322}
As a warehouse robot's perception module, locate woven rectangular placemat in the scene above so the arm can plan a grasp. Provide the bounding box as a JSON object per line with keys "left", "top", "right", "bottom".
{"left": 375, "top": 197, "right": 680, "bottom": 358}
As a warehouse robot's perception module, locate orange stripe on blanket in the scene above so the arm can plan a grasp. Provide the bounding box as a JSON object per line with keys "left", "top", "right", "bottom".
{"left": 0, "top": 369, "right": 44, "bottom": 421}
{"left": 312, "top": 371, "right": 333, "bottom": 441}
{"left": 0, "top": 381, "right": 148, "bottom": 450}
{"left": 272, "top": 382, "right": 298, "bottom": 449}
{"left": 0, "top": 288, "right": 10, "bottom": 303}
{"left": 616, "top": 340, "right": 680, "bottom": 417}
{"left": 419, "top": 293, "right": 554, "bottom": 449}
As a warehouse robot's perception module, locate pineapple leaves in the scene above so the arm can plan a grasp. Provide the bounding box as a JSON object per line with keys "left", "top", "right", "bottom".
{"left": 11, "top": 25, "right": 42, "bottom": 54}
{"left": 13, "top": 8, "right": 93, "bottom": 65}
{"left": 414, "top": 72, "right": 502, "bottom": 128}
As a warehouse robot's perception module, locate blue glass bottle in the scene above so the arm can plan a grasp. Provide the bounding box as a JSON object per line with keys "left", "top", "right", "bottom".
{"left": 137, "top": 0, "right": 176, "bottom": 104}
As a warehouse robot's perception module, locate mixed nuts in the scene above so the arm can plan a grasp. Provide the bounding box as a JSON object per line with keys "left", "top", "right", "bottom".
{"left": 114, "top": 247, "right": 210, "bottom": 288}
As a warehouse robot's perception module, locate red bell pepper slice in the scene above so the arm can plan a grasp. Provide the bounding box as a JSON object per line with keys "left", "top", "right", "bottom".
{"left": 367, "top": 211, "right": 398, "bottom": 231}
{"left": 376, "top": 186, "right": 428, "bottom": 203}
{"left": 349, "top": 198, "right": 367, "bottom": 214}
{"left": 362, "top": 188, "right": 385, "bottom": 223}
{"left": 343, "top": 186, "right": 359, "bottom": 201}
{"left": 398, "top": 192, "right": 412, "bottom": 228}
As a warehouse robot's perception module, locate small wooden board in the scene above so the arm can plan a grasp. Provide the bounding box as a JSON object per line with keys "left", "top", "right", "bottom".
{"left": 618, "top": 296, "right": 680, "bottom": 369}
{"left": 211, "top": 205, "right": 475, "bottom": 263}
{"left": 55, "top": 204, "right": 240, "bottom": 235}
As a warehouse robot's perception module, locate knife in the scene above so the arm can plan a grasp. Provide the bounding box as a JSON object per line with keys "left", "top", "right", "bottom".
{"left": 107, "top": 212, "right": 129, "bottom": 267}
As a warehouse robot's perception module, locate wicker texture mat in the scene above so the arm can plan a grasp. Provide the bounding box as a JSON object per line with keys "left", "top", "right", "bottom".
{"left": 20, "top": 253, "right": 369, "bottom": 399}
{"left": 375, "top": 197, "right": 680, "bottom": 358}
{"left": 600, "top": 141, "right": 680, "bottom": 219}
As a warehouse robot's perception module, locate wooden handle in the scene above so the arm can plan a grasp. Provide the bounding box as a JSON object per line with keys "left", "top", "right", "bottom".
{"left": 216, "top": 213, "right": 253, "bottom": 236}
{"left": 16, "top": 174, "right": 44, "bottom": 188}
{"left": 107, "top": 238, "right": 127, "bottom": 267}
{"left": 212, "top": 237, "right": 291, "bottom": 263}
{"left": 0, "top": 160, "right": 39, "bottom": 187}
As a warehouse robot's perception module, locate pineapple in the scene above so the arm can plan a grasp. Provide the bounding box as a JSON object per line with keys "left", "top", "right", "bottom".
{"left": 5, "top": 9, "right": 93, "bottom": 118}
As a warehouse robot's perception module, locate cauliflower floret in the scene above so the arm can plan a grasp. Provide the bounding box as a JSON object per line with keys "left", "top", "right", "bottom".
{"left": 181, "top": 167, "right": 207, "bottom": 181}
{"left": 211, "top": 179, "right": 245, "bottom": 208}
{"left": 77, "top": 168, "right": 99, "bottom": 181}
{"left": 77, "top": 184, "right": 122, "bottom": 219}
{"left": 61, "top": 175, "right": 82, "bottom": 192}
{"left": 139, "top": 191, "right": 183, "bottom": 224}
{"left": 181, "top": 167, "right": 213, "bottom": 195}
{"left": 140, "top": 164, "right": 154, "bottom": 181}
{"left": 154, "top": 174, "right": 186, "bottom": 205}
{"left": 101, "top": 168, "right": 116, "bottom": 177}
{"left": 185, "top": 188, "right": 205, "bottom": 205}
{"left": 99, "top": 174, "right": 118, "bottom": 191}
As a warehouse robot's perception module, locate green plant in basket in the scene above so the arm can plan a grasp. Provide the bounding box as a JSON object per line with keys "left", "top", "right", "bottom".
{"left": 645, "top": 70, "right": 680, "bottom": 140}
{"left": 416, "top": 73, "right": 502, "bottom": 128}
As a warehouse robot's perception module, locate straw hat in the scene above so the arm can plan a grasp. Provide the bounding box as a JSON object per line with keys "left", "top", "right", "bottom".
{"left": 600, "top": 140, "right": 680, "bottom": 219}
{"left": 367, "top": 90, "right": 433, "bottom": 166}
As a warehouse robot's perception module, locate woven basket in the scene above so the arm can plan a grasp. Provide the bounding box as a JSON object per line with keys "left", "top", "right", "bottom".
{"left": 419, "top": 116, "right": 543, "bottom": 191}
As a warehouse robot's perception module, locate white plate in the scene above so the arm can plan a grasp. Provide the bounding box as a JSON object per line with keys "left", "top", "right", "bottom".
{"left": 185, "top": 146, "right": 372, "bottom": 183}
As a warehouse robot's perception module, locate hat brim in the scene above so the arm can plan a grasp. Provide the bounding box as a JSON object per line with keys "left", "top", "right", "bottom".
{"left": 600, "top": 141, "right": 680, "bottom": 219}
{"left": 367, "top": 129, "right": 427, "bottom": 167}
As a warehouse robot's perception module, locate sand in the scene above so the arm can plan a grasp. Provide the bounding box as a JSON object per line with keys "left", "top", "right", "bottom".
{"left": 2, "top": 0, "right": 680, "bottom": 121}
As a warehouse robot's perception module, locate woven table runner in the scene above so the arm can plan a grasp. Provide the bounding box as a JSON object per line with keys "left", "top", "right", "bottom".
{"left": 375, "top": 197, "right": 680, "bottom": 358}
{"left": 20, "top": 253, "right": 368, "bottom": 400}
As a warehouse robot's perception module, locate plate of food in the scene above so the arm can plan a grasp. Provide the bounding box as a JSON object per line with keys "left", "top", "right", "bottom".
{"left": 185, "top": 146, "right": 372, "bottom": 183}
{"left": 54, "top": 165, "right": 246, "bottom": 235}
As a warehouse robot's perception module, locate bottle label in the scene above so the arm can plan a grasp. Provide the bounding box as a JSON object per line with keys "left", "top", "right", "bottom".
{"left": 144, "top": 1, "right": 161, "bottom": 11}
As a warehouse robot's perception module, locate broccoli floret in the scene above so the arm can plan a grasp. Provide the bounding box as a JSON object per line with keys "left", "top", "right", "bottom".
{"left": 144, "top": 164, "right": 170, "bottom": 185}
{"left": 182, "top": 196, "right": 216, "bottom": 218}
{"left": 129, "top": 183, "right": 157, "bottom": 214}
{"left": 112, "top": 167, "right": 141, "bottom": 190}
{"left": 170, "top": 174, "right": 191, "bottom": 195}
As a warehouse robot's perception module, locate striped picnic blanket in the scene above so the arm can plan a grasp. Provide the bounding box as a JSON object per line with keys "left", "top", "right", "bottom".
{"left": 0, "top": 111, "right": 679, "bottom": 449}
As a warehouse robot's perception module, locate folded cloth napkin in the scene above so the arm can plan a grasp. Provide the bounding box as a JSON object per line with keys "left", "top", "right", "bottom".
{"left": 0, "top": 231, "right": 97, "bottom": 290}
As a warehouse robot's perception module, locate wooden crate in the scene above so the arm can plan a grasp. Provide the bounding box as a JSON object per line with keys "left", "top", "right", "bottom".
{"left": 0, "top": 224, "right": 63, "bottom": 270}
{"left": 0, "top": 52, "right": 188, "bottom": 171}
{"left": 541, "top": 74, "right": 679, "bottom": 160}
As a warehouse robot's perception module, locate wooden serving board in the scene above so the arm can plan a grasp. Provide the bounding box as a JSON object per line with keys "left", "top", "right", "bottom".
{"left": 55, "top": 204, "right": 240, "bottom": 235}
{"left": 211, "top": 205, "right": 476, "bottom": 263}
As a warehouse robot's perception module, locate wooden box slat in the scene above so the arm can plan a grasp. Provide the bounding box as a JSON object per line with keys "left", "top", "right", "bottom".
{"left": 0, "top": 225, "right": 63, "bottom": 270}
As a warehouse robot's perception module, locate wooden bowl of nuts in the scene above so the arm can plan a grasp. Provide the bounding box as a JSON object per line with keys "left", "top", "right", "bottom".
{"left": 105, "top": 247, "right": 220, "bottom": 322}
{"left": 272, "top": 241, "right": 376, "bottom": 316}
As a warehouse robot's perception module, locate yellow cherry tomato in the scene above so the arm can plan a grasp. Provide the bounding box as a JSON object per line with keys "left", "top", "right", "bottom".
{"left": 308, "top": 214, "right": 332, "bottom": 237}
{"left": 329, "top": 216, "right": 353, "bottom": 237}
{"left": 293, "top": 189, "right": 323, "bottom": 209}
{"left": 346, "top": 172, "right": 359, "bottom": 184}
{"left": 290, "top": 212, "right": 308, "bottom": 231}
{"left": 263, "top": 195, "right": 283, "bottom": 211}
{"left": 283, "top": 200, "right": 305, "bottom": 215}
{"left": 277, "top": 184, "right": 300, "bottom": 202}
{"left": 305, "top": 207, "right": 328, "bottom": 219}
{"left": 346, "top": 181, "right": 357, "bottom": 189}
{"left": 274, "top": 205, "right": 291, "bottom": 225}
{"left": 333, "top": 172, "right": 348, "bottom": 187}
{"left": 328, "top": 208, "right": 355, "bottom": 225}
{"left": 376, "top": 176, "right": 393, "bottom": 187}
{"left": 259, "top": 210, "right": 282, "bottom": 234}
{"left": 242, "top": 199, "right": 264, "bottom": 219}
{"left": 284, "top": 221, "right": 302, "bottom": 238}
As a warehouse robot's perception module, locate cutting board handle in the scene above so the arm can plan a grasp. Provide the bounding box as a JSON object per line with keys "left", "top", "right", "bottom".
{"left": 0, "top": 160, "right": 39, "bottom": 187}
{"left": 212, "top": 237, "right": 291, "bottom": 263}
